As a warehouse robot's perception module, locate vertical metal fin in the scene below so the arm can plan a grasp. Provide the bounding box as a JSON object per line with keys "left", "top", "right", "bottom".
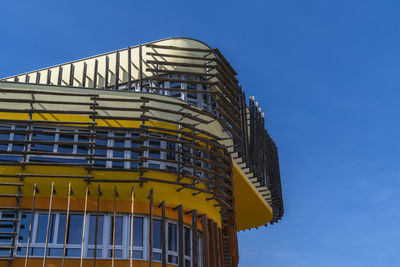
{"left": 82, "top": 62, "right": 87, "bottom": 87}
{"left": 127, "top": 46, "right": 132, "bottom": 90}
{"left": 93, "top": 60, "right": 98, "bottom": 88}
{"left": 69, "top": 64, "right": 75, "bottom": 86}
{"left": 105, "top": 56, "right": 109, "bottom": 88}
{"left": 114, "top": 51, "right": 120, "bottom": 90}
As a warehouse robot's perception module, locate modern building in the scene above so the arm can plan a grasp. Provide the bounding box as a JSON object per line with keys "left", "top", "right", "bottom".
{"left": 0, "top": 37, "right": 283, "bottom": 267}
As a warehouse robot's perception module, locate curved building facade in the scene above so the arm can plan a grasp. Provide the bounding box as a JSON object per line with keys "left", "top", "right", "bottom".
{"left": 0, "top": 38, "right": 283, "bottom": 267}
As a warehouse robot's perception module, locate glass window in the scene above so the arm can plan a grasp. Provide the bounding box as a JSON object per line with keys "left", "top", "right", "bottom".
{"left": 153, "top": 219, "right": 162, "bottom": 249}
{"left": 166, "top": 141, "right": 176, "bottom": 161}
{"left": 36, "top": 214, "right": 55, "bottom": 243}
{"left": 184, "top": 227, "right": 191, "bottom": 256}
{"left": 18, "top": 212, "right": 31, "bottom": 243}
{"left": 112, "top": 133, "right": 126, "bottom": 168}
{"left": 77, "top": 134, "right": 89, "bottom": 155}
{"left": 88, "top": 215, "right": 104, "bottom": 245}
{"left": 12, "top": 126, "right": 26, "bottom": 152}
{"left": 131, "top": 217, "right": 143, "bottom": 247}
{"left": 0, "top": 212, "right": 16, "bottom": 244}
{"left": 57, "top": 214, "right": 83, "bottom": 245}
{"left": 109, "top": 216, "right": 123, "bottom": 245}
{"left": 170, "top": 82, "right": 182, "bottom": 99}
{"left": 187, "top": 83, "right": 198, "bottom": 99}
{"left": 30, "top": 128, "right": 54, "bottom": 152}
{"left": 94, "top": 131, "right": 108, "bottom": 167}
{"left": 58, "top": 132, "right": 74, "bottom": 153}
{"left": 167, "top": 222, "right": 178, "bottom": 265}
{"left": 168, "top": 223, "right": 177, "bottom": 252}
{"left": 148, "top": 139, "right": 161, "bottom": 159}
{"left": 129, "top": 216, "right": 144, "bottom": 259}
{"left": 0, "top": 125, "right": 10, "bottom": 151}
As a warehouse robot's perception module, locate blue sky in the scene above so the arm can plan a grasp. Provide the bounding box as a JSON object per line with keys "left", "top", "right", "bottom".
{"left": 1, "top": 1, "right": 400, "bottom": 266}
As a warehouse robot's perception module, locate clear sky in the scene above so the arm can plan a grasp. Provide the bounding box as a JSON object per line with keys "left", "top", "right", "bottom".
{"left": 1, "top": 1, "right": 400, "bottom": 266}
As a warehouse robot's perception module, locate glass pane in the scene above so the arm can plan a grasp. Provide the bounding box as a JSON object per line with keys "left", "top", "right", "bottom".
{"left": 184, "top": 227, "right": 191, "bottom": 256}
{"left": 31, "top": 129, "right": 54, "bottom": 152}
{"left": 12, "top": 126, "right": 26, "bottom": 152}
{"left": 18, "top": 212, "right": 31, "bottom": 243}
{"left": 109, "top": 216, "right": 123, "bottom": 245}
{"left": 58, "top": 133, "right": 74, "bottom": 153}
{"left": 129, "top": 217, "right": 143, "bottom": 247}
{"left": 57, "top": 214, "right": 66, "bottom": 244}
{"left": 32, "top": 247, "right": 44, "bottom": 256}
{"left": 87, "top": 249, "right": 102, "bottom": 257}
{"left": 113, "top": 133, "right": 125, "bottom": 158}
{"left": 132, "top": 250, "right": 142, "bottom": 259}
{"left": 170, "top": 82, "right": 181, "bottom": 89}
{"left": 16, "top": 247, "right": 26, "bottom": 256}
{"left": 95, "top": 134, "right": 108, "bottom": 156}
{"left": 166, "top": 142, "right": 175, "bottom": 160}
{"left": 68, "top": 214, "right": 84, "bottom": 244}
{"left": 0, "top": 248, "right": 10, "bottom": 257}
{"left": 187, "top": 83, "right": 197, "bottom": 99}
{"left": 36, "top": 214, "right": 55, "bottom": 243}
{"left": 0, "top": 125, "right": 10, "bottom": 151}
{"left": 49, "top": 248, "right": 62, "bottom": 256}
{"left": 66, "top": 248, "right": 81, "bottom": 257}
{"left": 77, "top": 134, "right": 89, "bottom": 155}
{"left": 153, "top": 219, "right": 161, "bottom": 249}
{"left": 168, "top": 254, "right": 178, "bottom": 264}
{"left": 108, "top": 249, "right": 122, "bottom": 258}
{"left": 185, "top": 259, "right": 191, "bottom": 267}
{"left": 168, "top": 223, "right": 177, "bottom": 252}
{"left": 131, "top": 134, "right": 141, "bottom": 149}
{"left": 148, "top": 163, "right": 160, "bottom": 169}
{"left": 88, "top": 215, "right": 103, "bottom": 245}
{"left": 153, "top": 252, "right": 162, "bottom": 261}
